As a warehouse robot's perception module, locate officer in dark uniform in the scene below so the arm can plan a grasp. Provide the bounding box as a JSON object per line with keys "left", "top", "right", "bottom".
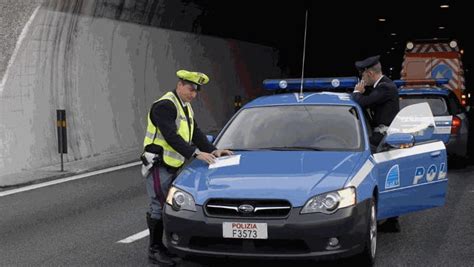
{"left": 142, "top": 70, "right": 233, "bottom": 265}
{"left": 352, "top": 55, "right": 401, "bottom": 232}
{"left": 352, "top": 55, "right": 400, "bottom": 147}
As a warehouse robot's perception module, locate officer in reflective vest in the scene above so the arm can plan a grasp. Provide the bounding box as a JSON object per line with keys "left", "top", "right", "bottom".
{"left": 143, "top": 70, "right": 232, "bottom": 266}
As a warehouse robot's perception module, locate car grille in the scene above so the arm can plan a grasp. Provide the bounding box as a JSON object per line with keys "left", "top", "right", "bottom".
{"left": 189, "top": 237, "right": 309, "bottom": 254}
{"left": 204, "top": 199, "right": 292, "bottom": 218}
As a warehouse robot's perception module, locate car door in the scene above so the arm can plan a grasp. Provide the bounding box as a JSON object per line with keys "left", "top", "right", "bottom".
{"left": 399, "top": 94, "right": 452, "bottom": 144}
{"left": 373, "top": 103, "right": 448, "bottom": 219}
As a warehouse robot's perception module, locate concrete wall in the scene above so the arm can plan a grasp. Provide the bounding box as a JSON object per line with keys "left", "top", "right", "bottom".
{"left": 0, "top": 3, "right": 281, "bottom": 185}
{"left": 0, "top": 0, "right": 44, "bottom": 79}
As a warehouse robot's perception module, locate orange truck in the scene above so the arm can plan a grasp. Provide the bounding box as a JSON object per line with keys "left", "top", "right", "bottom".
{"left": 401, "top": 40, "right": 467, "bottom": 106}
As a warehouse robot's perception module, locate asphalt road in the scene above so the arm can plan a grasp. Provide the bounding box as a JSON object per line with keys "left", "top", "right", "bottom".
{"left": 1, "top": 165, "right": 473, "bottom": 266}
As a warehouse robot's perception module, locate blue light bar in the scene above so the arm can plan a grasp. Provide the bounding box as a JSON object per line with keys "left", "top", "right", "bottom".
{"left": 394, "top": 78, "right": 449, "bottom": 87}
{"left": 263, "top": 77, "right": 359, "bottom": 91}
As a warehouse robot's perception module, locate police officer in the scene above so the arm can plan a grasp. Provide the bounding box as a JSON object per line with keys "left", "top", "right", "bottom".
{"left": 352, "top": 56, "right": 401, "bottom": 232}
{"left": 352, "top": 55, "right": 400, "bottom": 147}
{"left": 143, "top": 70, "right": 233, "bottom": 265}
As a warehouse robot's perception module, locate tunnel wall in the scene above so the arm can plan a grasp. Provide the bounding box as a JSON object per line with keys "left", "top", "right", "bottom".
{"left": 0, "top": 2, "right": 281, "bottom": 185}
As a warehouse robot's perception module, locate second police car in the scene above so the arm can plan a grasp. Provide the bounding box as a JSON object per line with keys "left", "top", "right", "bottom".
{"left": 396, "top": 79, "right": 469, "bottom": 165}
{"left": 162, "top": 77, "right": 449, "bottom": 265}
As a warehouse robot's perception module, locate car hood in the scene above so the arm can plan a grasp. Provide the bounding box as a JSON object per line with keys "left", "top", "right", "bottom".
{"left": 173, "top": 151, "right": 364, "bottom": 207}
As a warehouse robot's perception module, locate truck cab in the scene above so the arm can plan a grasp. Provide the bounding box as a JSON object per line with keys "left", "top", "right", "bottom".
{"left": 402, "top": 39, "right": 467, "bottom": 106}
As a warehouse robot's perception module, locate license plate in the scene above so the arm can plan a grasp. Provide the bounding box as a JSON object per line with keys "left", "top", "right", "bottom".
{"left": 222, "top": 222, "right": 268, "bottom": 239}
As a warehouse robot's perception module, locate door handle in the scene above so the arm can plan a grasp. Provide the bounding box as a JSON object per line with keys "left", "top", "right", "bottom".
{"left": 430, "top": 151, "right": 441, "bottom": 157}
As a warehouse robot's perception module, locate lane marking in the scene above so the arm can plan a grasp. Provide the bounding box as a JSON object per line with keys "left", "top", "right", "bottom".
{"left": 0, "top": 161, "right": 141, "bottom": 197}
{"left": 1, "top": 6, "right": 40, "bottom": 93}
{"left": 117, "top": 229, "right": 149, "bottom": 244}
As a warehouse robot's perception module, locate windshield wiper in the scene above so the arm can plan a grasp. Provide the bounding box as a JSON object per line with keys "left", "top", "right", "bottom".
{"left": 258, "top": 146, "right": 323, "bottom": 151}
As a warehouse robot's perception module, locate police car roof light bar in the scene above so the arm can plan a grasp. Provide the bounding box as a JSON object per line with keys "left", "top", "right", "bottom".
{"left": 263, "top": 77, "right": 359, "bottom": 91}
{"left": 394, "top": 78, "right": 449, "bottom": 87}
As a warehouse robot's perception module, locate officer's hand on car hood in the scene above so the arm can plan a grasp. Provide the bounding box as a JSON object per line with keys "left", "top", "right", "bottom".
{"left": 195, "top": 151, "right": 216, "bottom": 164}
{"left": 211, "top": 149, "right": 234, "bottom": 158}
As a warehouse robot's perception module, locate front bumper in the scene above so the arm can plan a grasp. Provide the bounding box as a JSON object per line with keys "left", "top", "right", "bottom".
{"left": 163, "top": 199, "right": 370, "bottom": 260}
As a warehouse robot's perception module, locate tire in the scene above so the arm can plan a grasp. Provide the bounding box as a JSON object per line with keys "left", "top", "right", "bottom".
{"left": 356, "top": 199, "right": 377, "bottom": 266}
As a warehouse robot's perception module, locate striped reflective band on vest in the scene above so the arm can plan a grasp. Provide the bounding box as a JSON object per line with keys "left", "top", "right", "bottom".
{"left": 144, "top": 131, "right": 185, "bottom": 162}
{"left": 143, "top": 92, "right": 194, "bottom": 167}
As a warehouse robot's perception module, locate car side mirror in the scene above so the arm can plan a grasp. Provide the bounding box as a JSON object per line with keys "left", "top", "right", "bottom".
{"left": 385, "top": 133, "right": 414, "bottom": 149}
{"left": 206, "top": 135, "right": 215, "bottom": 143}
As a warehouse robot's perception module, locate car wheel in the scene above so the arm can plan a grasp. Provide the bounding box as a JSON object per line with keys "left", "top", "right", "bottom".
{"left": 356, "top": 198, "right": 377, "bottom": 266}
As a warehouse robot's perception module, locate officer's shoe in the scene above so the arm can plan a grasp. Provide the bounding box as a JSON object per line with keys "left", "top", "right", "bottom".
{"left": 146, "top": 213, "right": 175, "bottom": 266}
{"left": 164, "top": 250, "right": 180, "bottom": 262}
{"left": 378, "top": 217, "right": 401, "bottom": 233}
{"left": 148, "top": 247, "right": 175, "bottom": 266}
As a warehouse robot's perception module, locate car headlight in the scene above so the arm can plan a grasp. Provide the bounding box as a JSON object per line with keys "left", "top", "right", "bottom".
{"left": 166, "top": 186, "right": 196, "bottom": 212}
{"left": 301, "top": 187, "right": 356, "bottom": 214}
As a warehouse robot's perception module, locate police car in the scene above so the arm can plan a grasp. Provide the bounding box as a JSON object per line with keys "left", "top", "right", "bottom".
{"left": 397, "top": 79, "right": 469, "bottom": 163}
{"left": 163, "top": 77, "right": 448, "bottom": 265}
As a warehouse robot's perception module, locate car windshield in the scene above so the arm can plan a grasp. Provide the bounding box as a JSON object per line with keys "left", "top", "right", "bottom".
{"left": 399, "top": 95, "right": 448, "bottom": 116}
{"left": 215, "top": 105, "right": 363, "bottom": 151}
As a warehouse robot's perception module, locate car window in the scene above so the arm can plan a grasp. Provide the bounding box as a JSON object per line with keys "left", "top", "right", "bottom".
{"left": 399, "top": 95, "right": 449, "bottom": 116}
{"left": 216, "top": 105, "right": 364, "bottom": 151}
{"left": 388, "top": 102, "right": 435, "bottom": 136}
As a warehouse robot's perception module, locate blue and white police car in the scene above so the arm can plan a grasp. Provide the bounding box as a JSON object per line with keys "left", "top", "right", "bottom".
{"left": 396, "top": 79, "right": 469, "bottom": 163}
{"left": 163, "top": 77, "right": 449, "bottom": 265}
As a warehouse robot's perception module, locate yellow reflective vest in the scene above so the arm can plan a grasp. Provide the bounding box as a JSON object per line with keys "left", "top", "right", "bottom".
{"left": 143, "top": 92, "right": 194, "bottom": 168}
